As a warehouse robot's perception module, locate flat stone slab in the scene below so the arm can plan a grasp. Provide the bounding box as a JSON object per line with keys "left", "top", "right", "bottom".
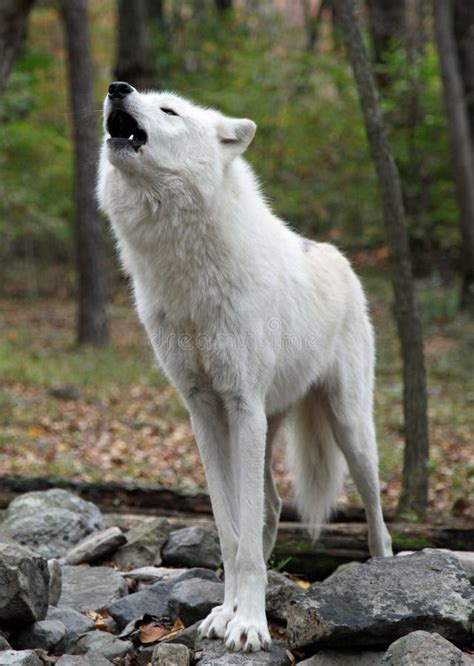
{"left": 118, "top": 566, "right": 188, "bottom": 583}
{"left": 63, "top": 527, "right": 126, "bottom": 565}
{"left": 56, "top": 655, "right": 112, "bottom": 666}
{"left": 195, "top": 638, "right": 292, "bottom": 665}
{"left": 381, "top": 630, "right": 473, "bottom": 665}
{"left": 58, "top": 565, "right": 128, "bottom": 612}
{"left": 288, "top": 550, "right": 474, "bottom": 649}
{"left": 298, "top": 650, "right": 385, "bottom": 665}
{"left": 70, "top": 630, "right": 133, "bottom": 660}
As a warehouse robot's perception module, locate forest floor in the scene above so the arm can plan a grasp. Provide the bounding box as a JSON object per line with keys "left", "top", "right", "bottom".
{"left": 0, "top": 260, "right": 472, "bottom": 522}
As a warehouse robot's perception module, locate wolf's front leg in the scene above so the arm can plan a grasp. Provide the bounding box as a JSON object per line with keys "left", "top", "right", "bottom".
{"left": 224, "top": 399, "right": 271, "bottom": 653}
{"left": 184, "top": 390, "right": 240, "bottom": 639}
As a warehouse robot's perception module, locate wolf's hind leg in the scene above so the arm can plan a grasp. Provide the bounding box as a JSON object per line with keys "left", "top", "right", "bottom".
{"left": 263, "top": 412, "right": 286, "bottom": 563}
{"left": 328, "top": 394, "right": 392, "bottom": 558}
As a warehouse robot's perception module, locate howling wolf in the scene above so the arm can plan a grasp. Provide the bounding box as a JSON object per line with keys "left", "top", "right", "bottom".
{"left": 98, "top": 81, "right": 392, "bottom": 653}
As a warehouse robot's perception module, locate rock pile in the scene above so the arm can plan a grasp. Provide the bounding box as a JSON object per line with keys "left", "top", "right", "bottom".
{"left": 0, "top": 488, "right": 472, "bottom": 665}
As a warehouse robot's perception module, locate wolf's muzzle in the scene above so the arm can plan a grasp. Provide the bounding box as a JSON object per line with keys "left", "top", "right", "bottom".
{"left": 108, "top": 81, "right": 134, "bottom": 100}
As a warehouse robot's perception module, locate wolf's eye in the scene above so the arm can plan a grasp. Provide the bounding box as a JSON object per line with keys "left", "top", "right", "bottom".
{"left": 161, "top": 107, "right": 179, "bottom": 116}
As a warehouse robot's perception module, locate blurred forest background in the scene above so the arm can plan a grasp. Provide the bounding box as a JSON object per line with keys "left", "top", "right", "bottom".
{"left": 0, "top": 0, "right": 472, "bottom": 523}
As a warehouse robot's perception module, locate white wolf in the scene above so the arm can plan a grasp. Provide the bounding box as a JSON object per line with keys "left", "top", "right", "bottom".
{"left": 98, "top": 82, "right": 393, "bottom": 653}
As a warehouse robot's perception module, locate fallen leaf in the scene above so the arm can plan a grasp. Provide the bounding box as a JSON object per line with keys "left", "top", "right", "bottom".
{"left": 294, "top": 577, "right": 311, "bottom": 590}
{"left": 157, "top": 617, "right": 185, "bottom": 642}
{"left": 84, "top": 610, "right": 100, "bottom": 621}
{"left": 139, "top": 624, "right": 170, "bottom": 644}
{"left": 95, "top": 617, "right": 110, "bottom": 632}
{"left": 285, "top": 649, "right": 296, "bottom": 664}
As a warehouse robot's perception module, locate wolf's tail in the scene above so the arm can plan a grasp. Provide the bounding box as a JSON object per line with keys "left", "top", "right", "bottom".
{"left": 286, "top": 386, "right": 347, "bottom": 539}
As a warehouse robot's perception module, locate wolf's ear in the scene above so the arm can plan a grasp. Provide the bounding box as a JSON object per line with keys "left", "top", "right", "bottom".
{"left": 217, "top": 118, "right": 256, "bottom": 156}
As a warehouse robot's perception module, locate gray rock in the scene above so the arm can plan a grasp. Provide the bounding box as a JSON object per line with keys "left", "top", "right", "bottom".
{"left": 0, "top": 527, "right": 15, "bottom": 544}
{"left": 397, "top": 549, "right": 474, "bottom": 584}
{"left": 0, "top": 542, "right": 50, "bottom": 623}
{"left": 12, "top": 619, "right": 66, "bottom": 652}
{"left": 0, "top": 636, "right": 12, "bottom": 651}
{"left": 63, "top": 527, "right": 126, "bottom": 565}
{"left": 381, "top": 630, "right": 472, "bottom": 665}
{"left": 0, "top": 651, "right": 43, "bottom": 666}
{"left": 266, "top": 570, "right": 300, "bottom": 624}
{"left": 136, "top": 623, "right": 200, "bottom": 666}
{"left": 168, "top": 578, "right": 224, "bottom": 625}
{"left": 298, "top": 650, "right": 385, "bottom": 665}
{"left": 288, "top": 550, "right": 474, "bottom": 649}
{"left": 453, "top": 551, "right": 474, "bottom": 583}
{"left": 4, "top": 490, "right": 106, "bottom": 559}
{"left": 58, "top": 565, "right": 128, "bottom": 613}
{"left": 113, "top": 518, "right": 171, "bottom": 569}
{"left": 152, "top": 643, "right": 191, "bottom": 665}
{"left": 46, "top": 605, "right": 96, "bottom": 651}
{"left": 47, "top": 559, "right": 62, "bottom": 606}
{"left": 135, "top": 646, "right": 157, "bottom": 666}
{"left": 70, "top": 631, "right": 133, "bottom": 660}
{"left": 107, "top": 568, "right": 219, "bottom": 629}
{"left": 56, "top": 655, "right": 113, "bottom": 666}
{"left": 195, "top": 638, "right": 292, "bottom": 665}
{"left": 162, "top": 527, "right": 222, "bottom": 570}
{"left": 118, "top": 566, "right": 187, "bottom": 583}
{"left": 163, "top": 621, "right": 200, "bottom": 650}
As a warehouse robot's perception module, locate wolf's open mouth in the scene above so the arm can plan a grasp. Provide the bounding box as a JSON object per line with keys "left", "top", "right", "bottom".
{"left": 107, "top": 110, "right": 147, "bottom": 152}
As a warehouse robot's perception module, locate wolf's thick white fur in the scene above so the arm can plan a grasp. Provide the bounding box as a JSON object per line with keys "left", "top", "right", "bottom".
{"left": 98, "top": 86, "right": 393, "bottom": 653}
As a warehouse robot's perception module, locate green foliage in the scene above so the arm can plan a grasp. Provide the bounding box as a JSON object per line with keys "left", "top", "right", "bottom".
{"left": 0, "top": 45, "right": 73, "bottom": 262}
{"left": 378, "top": 44, "right": 459, "bottom": 258}
{"left": 152, "top": 7, "right": 381, "bottom": 244}
{"left": 0, "top": 2, "right": 461, "bottom": 265}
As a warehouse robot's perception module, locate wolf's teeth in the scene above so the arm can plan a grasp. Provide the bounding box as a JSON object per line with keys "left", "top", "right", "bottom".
{"left": 128, "top": 134, "right": 134, "bottom": 140}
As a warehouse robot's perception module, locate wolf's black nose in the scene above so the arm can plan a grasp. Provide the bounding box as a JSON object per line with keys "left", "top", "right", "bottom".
{"left": 108, "top": 81, "right": 133, "bottom": 99}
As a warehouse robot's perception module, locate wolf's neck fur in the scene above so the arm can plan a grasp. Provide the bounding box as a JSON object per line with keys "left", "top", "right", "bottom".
{"left": 106, "top": 157, "right": 293, "bottom": 324}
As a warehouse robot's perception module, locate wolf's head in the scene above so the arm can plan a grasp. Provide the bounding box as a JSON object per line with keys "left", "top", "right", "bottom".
{"left": 102, "top": 82, "right": 256, "bottom": 198}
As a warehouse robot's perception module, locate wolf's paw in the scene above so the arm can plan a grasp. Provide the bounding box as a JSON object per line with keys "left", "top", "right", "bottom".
{"left": 198, "top": 605, "right": 234, "bottom": 639}
{"left": 224, "top": 615, "right": 271, "bottom": 652}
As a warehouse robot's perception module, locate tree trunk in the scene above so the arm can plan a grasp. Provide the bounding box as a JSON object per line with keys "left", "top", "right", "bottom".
{"left": 60, "top": 0, "right": 108, "bottom": 346}
{"left": 454, "top": 0, "right": 474, "bottom": 147}
{"left": 115, "top": 0, "right": 155, "bottom": 90}
{"left": 366, "top": 1, "right": 406, "bottom": 58}
{"left": 215, "top": 0, "right": 232, "bottom": 13}
{"left": 334, "top": 0, "right": 429, "bottom": 520}
{"left": 0, "top": 0, "right": 35, "bottom": 98}
{"left": 434, "top": 0, "right": 474, "bottom": 312}
{"left": 146, "top": 0, "right": 165, "bottom": 27}
{"left": 302, "top": 0, "right": 330, "bottom": 51}
{"left": 366, "top": 0, "right": 406, "bottom": 88}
